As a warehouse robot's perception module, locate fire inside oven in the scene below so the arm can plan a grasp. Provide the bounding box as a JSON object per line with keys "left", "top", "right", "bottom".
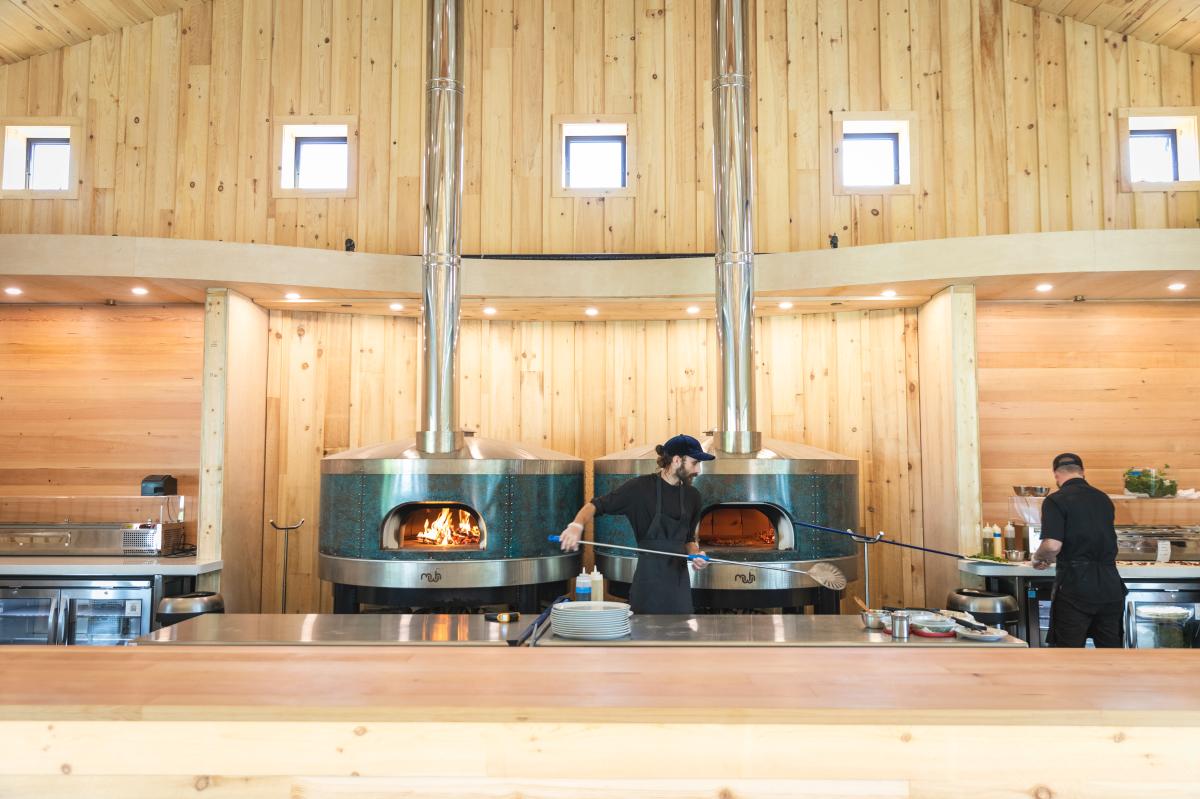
{"left": 380, "top": 502, "right": 487, "bottom": 551}
{"left": 696, "top": 503, "right": 794, "bottom": 552}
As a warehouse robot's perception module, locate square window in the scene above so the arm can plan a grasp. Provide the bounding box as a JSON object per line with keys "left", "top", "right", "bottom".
{"left": 833, "top": 113, "right": 917, "bottom": 195}
{"left": 294, "top": 137, "right": 349, "bottom": 190}
{"left": 272, "top": 116, "right": 358, "bottom": 198}
{"left": 0, "top": 118, "right": 81, "bottom": 198}
{"left": 841, "top": 133, "right": 900, "bottom": 187}
{"left": 1119, "top": 108, "right": 1200, "bottom": 191}
{"left": 26, "top": 138, "right": 71, "bottom": 191}
{"left": 552, "top": 115, "right": 636, "bottom": 198}
{"left": 1128, "top": 130, "right": 1178, "bottom": 183}
{"left": 565, "top": 135, "right": 626, "bottom": 189}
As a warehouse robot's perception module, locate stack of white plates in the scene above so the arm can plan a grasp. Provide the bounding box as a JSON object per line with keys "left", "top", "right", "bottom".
{"left": 550, "top": 600, "right": 632, "bottom": 640}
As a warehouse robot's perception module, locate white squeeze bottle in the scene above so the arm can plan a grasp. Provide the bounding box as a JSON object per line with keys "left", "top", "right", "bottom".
{"left": 575, "top": 567, "right": 592, "bottom": 601}
{"left": 1004, "top": 521, "right": 1016, "bottom": 547}
{"left": 590, "top": 565, "right": 605, "bottom": 601}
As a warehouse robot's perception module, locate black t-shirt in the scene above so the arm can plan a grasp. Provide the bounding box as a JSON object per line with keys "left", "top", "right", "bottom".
{"left": 592, "top": 473, "right": 701, "bottom": 544}
{"left": 1040, "top": 477, "right": 1118, "bottom": 562}
{"left": 1041, "top": 477, "right": 1126, "bottom": 606}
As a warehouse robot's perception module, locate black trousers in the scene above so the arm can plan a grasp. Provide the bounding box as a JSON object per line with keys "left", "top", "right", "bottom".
{"left": 1048, "top": 593, "right": 1125, "bottom": 648}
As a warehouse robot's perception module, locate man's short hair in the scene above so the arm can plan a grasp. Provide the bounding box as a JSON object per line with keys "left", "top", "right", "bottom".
{"left": 1052, "top": 452, "right": 1084, "bottom": 472}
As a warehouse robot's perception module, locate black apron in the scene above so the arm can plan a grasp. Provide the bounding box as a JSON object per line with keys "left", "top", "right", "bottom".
{"left": 1053, "top": 559, "right": 1127, "bottom": 606}
{"left": 628, "top": 478, "right": 694, "bottom": 614}
{"left": 1047, "top": 559, "right": 1128, "bottom": 645}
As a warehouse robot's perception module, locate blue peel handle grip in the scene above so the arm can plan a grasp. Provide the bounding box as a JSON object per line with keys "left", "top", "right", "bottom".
{"left": 548, "top": 534, "right": 561, "bottom": 542}
{"left": 687, "top": 554, "right": 712, "bottom": 561}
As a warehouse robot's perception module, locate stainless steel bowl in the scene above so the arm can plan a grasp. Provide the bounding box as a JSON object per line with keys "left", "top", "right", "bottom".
{"left": 860, "top": 610, "right": 888, "bottom": 629}
{"left": 1004, "top": 549, "right": 1029, "bottom": 562}
{"left": 1013, "top": 485, "right": 1050, "bottom": 497}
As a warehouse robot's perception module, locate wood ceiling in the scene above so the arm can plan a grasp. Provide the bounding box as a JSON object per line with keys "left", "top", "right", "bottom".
{"left": 0, "top": 0, "right": 1198, "bottom": 65}
{"left": 0, "top": 0, "right": 188, "bottom": 64}
{"left": 1014, "top": 0, "right": 1200, "bottom": 54}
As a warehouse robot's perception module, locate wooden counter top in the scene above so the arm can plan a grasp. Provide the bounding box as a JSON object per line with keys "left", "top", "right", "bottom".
{"left": 2, "top": 644, "right": 1197, "bottom": 725}
{"left": 2, "top": 645, "right": 1198, "bottom": 796}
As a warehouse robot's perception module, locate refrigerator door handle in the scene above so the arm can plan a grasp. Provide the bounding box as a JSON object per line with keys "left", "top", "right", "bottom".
{"left": 45, "top": 592, "right": 61, "bottom": 645}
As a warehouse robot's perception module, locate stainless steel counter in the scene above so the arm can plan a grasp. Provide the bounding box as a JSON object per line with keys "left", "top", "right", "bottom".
{"left": 0, "top": 556, "right": 222, "bottom": 577}
{"left": 534, "top": 613, "right": 1026, "bottom": 647}
{"left": 139, "top": 613, "right": 525, "bottom": 646}
{"left": 139, "top": 612, "right": 1026, "bottom": 647}
{"left": 959, "top": 560, "right": 1200, "bottom": 578}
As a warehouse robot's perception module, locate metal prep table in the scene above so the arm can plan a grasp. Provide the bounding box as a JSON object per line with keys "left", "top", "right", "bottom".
{"left": 959, "top": 560, "right": 1200, "bottom": 645}
{"left": 139, "top": 612, "right": 1026, "bottom": 647}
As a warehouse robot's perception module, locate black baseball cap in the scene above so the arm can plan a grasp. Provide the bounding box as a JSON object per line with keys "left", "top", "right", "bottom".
{"left": 1052, "top": 452, "right": 1084, "bottom": 470}
{"left": 662, "top": 434, "right": 715, "bottom": 462}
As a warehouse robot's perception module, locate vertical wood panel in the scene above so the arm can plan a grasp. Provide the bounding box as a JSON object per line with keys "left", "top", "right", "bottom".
{"left": 1035, "top": 12, "right": 1070, "bottom": 231}
{"left": 1065, "top": 17, "right": 1102, "bottom": 230}
{"left": 634, "top": 0, "right": 667, "bottom": 252}
{"left": 481, "top": 0, "right": 513, "bottom": 252}
{"left": 974, "top": 0, "right": 1010, "bottom": 234}
{"left": 941, "top": 0, "right": 978, "bottom": 237}
{"left": 511, "top": 0, "right": 544, "bottom": 252}
{"left": 755, "top": 0, "right": 789, "bottom": 252}
{"left": 114, "top": 20, "right": 152, "bottom": 236}
{"left": 1098, "top": 29, "right": 1133, "bottom": 229}
{"left": 206, "top": 0, "right": 242, "bottom": 242}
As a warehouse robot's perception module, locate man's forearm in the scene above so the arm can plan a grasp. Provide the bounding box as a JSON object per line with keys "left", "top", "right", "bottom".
{"left": 1032, "top": 540, "right": 1061, "bottom": 566}
{"left": 570, "top": 503, "right": 597, "bottom": 528}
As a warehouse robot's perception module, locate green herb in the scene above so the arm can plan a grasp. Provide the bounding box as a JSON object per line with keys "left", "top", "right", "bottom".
{"left": 968, "top": 552, "right": 1006, "bottom": 562}
{"left": 1123, "top": 465, "right": 1178, "bottom": 497}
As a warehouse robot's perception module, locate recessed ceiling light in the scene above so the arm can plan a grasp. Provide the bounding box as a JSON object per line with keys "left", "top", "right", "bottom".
{"left": 686, "top": 305, "right": 700, "bottom": 315}
{"left": 131, "top": 287, "right": 149, "bottom": 296}
{"left": 4, "top": 287, "right": 21, "bottom": 296}
{"left": 389, "top": 303, "right": 404, "bottom": 311}
{"left": 1168, "top": 282, "right": 1186, "bottom": 292}
{"left": 584, "top": 307, "right": 599, "bottom": 317}
{"left": 778, "top": 301, "right": 794, "bottom": 310}
{"left": 285, "top": 292, "right": 301, "bottom": 300}
{"left": 880, "top": 289, "right": 897, "bottom": 299}
{"left": 1035, "top": 283, "right": 1053, "bottom": 293}
{"left": 483, "top": 306, "right": 497, "bottom": 316}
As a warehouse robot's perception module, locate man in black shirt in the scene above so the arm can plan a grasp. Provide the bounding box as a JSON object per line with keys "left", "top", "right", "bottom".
{"left": 558, "top": 435, "right": 713, "bottom": 613}
{"left": 1032, "top": 452, "right": 1128, "bottom": 647}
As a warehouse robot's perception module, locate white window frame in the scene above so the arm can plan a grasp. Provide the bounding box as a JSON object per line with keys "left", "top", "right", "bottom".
{"left": 832, "top": 111, "right": 918, "bottom": 196}
{"left": 551, "top": 114, "right": 636, "bottom": 198}
{"left": 271, "top": 115, "right": 358, "bottom": 199}
{"left": 1118, "top": 107, "right": 1200, "bottom": 193}
{"left": 0, "top": 117, "right": 82, "bottom": 199}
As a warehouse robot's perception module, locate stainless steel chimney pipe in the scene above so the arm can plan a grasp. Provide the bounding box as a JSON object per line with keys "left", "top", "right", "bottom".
{"left": 417, "top": 0, "right": 466, "bottom": 454}
{"left": 711, "top": 0, "right": 760, "bottom": 455}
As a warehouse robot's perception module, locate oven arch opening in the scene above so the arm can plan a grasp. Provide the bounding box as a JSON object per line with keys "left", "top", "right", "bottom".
{"left": 695, "top": 503, "right": 794, "bottom": 552}
{"left": 380, "top": 501, "right": 487, "bottom": 551}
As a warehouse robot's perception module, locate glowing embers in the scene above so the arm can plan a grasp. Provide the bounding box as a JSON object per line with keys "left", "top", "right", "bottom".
{"left": 380, "top": 502, "right": 486, "bottom": 550}
{"left": 696, "top": 504, "right": 794, "bottom": 551}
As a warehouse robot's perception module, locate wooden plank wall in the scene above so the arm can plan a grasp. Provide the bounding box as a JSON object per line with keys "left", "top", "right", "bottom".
{"left": 264, "top": 308, "right": 925, "bottom": 612}
{"left": 198, "top": 289, "right": 269, "bottom": 611}
{"left": 0, "top": 305, "right": 204, "bottom": 515}
{"left": 918, "top": 285, "right": 982, "bottom": 607}
{"left": 0, "top": 0, "right": 1197, "bottom": 254}
{"left": 978, "top": 301, "right": 1200, "bottom": 524}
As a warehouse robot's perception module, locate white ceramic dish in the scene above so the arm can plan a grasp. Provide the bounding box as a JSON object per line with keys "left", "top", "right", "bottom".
{"left": 954, "top": 626, "right": 1007, "bottom": 642}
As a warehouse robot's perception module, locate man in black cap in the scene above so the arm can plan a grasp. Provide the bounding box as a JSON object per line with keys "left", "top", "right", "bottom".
{"left": 559, "top": 434, "right": 714, "bottom": 613}
{"left": 1032, "top": 453, "right": 1128, "bottom": 647}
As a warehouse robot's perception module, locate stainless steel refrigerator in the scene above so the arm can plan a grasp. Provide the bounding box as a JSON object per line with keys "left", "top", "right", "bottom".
{"left": 0, "top": 579, "right": 154, "bottom": 645}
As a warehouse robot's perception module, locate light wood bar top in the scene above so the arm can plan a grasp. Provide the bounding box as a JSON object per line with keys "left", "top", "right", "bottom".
{"left": 2, "top": 644, "right": 1197, "bottom": 725}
